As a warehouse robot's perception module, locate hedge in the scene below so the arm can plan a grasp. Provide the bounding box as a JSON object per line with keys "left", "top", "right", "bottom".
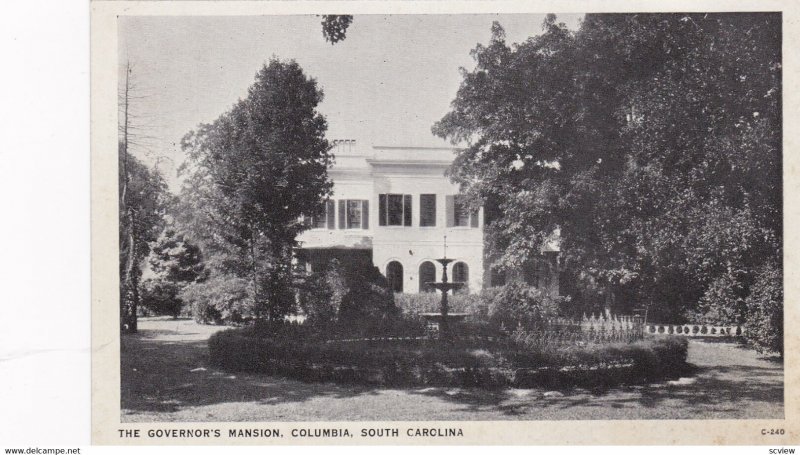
{"left": 208, "top": 324, "right": 689, "bottom": 388}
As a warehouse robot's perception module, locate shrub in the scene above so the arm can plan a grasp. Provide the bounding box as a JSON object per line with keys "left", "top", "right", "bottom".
{"left": 486, "top": 281, "right": 563, "bottom": 329}
{"left": 297, "top": 268, "right": 340, "bottom": 323}
{"left": 394, "top": 283, "right": 572, "bottom": 330}
{"left": 393, "top": 288, "right": 495, "bottom": 319}
{"left": 298, "top": 259, "right": 398, "bottom": 335}
{"left": 180, "top": 274, "right": 253, "bottom": 324}
{"left": 208, "top": 324, "right": 689, "bottom": 388}
{"left": 744, "top": 260, "right": 783, "bottom": 356}
{"left": 140, "top": 278, "right": 184, "bottom": 317}
{"left": 687, "top": 271, "right": 748, "bottom": 325}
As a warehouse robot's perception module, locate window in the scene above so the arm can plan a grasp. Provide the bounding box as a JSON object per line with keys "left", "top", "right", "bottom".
{"left": 419, "top": 261, "right": 436, "bottom": 293}
{"left": 379, "top": 194, "right": 412, "bottom": 226}
{"left": 523, "top": 259, "right": 543, "bottom": 288}
{"left": 523, "top": 257, "right": 554, "bottom": 289}
{"left": 446, "top": 195, "right": 479, "bottom": 228}
{"left": 386, "top": 261, "right": 404, "bottom": 293}
{"left": 452, "top": 262, "right": 469, "bottom": 293}
{"left": 311, "top": 200, "right": 336, "bottom": 229}
{"left": 453, "top": 196, "right": 470, "bottom": 227}
{"left": 347, "top": 200, "right": 361, "bottom": 229}
{"left": 337, "top": 199, "right": 369, "bottom": 229}
{"left": 420, "top": 194, "right": 436, "bottom": 227}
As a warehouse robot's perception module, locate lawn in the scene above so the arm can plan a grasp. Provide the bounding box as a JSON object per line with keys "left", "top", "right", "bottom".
{"left": 121, "top": 317, "right": 783, "bottom": 422}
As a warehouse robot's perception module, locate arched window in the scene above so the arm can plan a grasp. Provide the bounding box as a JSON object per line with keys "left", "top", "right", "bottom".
{"left": 452, "top": 261, "right": 469, "bottom": 289}
{"left": 419, "top": 261, "right": 436, "bottom": 293}
{"left": 386, "top": 261, "right": 404, "bottom": 293}
{"left": 452, "top": 262, "right": 469, "bottom": 293}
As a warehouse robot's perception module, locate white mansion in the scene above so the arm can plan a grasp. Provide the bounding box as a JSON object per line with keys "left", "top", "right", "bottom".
{"left": 297, "top": 140, "right": 560, "bottom": 295}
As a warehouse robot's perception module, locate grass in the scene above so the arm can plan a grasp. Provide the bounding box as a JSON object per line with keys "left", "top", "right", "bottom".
{"left": 121, "top": 317, "right": 783, "bottom": 422}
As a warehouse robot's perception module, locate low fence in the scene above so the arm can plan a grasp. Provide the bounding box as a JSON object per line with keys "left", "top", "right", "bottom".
{"left": 519, "top": 314, "right": 646, "bottom": 345}
{"left": 645, "top": 323, "right": 745, "bottom": 337}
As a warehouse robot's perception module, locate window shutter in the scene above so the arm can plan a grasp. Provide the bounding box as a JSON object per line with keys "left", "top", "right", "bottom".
{"left": 338, "top": 200, "right": 345, "bottom": 229}
{"left": 361, "top": 200, "right": 369, "bottom": 229}
{"left": 326, "top": 200, "right": 335, "bottom": 230}
{"left": 403, "top": 194, "right": 412, "bottom": 226}
{"left": 378, "top": 194, "right": 387, "bottom": 226}
{"left": 420, "top": 194, "right": 436, "bottom": 227}
{"left": 470, "top": 209, "right": 479, "bottom": 228}
{"left": 445, "top": 195, "right": 455, "bottom": 227}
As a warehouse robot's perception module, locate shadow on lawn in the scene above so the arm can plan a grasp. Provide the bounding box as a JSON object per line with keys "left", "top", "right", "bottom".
{"left": 122, "top": 322, "right": 784, "bottom": 420}
{"left": 121, "top": 330, "right": 384, "bottom": 415}
{"left": 406, "top": 357, "right": 783, "bottom": 418}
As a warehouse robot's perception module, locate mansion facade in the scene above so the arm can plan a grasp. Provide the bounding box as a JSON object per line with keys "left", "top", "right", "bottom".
{"left": 296, "top": 140, "right": 559, "bottom": 296}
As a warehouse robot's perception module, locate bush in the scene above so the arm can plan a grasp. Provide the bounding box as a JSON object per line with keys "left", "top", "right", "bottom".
{"left": 744, "top": 261, "right": 783, "bottom": 356}
{"left": 180, "top": 274, "right": 253, "bottom": 324}
{"left": 394, "top": 288, "right": 494, "bottom": 319}
{"left": 208, "top": 323, "right": 689, "bottom": 388}
{"left": 687, "top": 271, "right": 748, "bottom": 325}
{"left": 140, "top": 278, "right": 184, "bottom": 317}
{"left": 298, "top": 259, "right": 397, "bottom": 335}
{"left": 395, "top": 283, "right": 572, "bottom": 331}
{"left": 486, "top": 281, "right": 564, "bottom": 329}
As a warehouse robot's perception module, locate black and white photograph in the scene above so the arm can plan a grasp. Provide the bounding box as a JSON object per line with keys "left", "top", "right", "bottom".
{"left": 91, "top": 3, "right": 790, "bottom": 444}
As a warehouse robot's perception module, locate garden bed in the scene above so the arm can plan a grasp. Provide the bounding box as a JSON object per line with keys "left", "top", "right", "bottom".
{"left": 208, "top": 323, "right": 689, "bottom": 389}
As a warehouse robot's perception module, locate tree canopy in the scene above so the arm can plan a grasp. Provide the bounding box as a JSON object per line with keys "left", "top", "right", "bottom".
{"left": 321, "top": 15, "right": 353, "bottom": 44}
{"left": 434, "top": 13, "right": 781, "bottom": 325}
{"left": 178, "top": 58, "right": 333, "bottom": 321}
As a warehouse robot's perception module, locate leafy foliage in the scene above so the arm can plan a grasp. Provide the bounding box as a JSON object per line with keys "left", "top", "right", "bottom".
{"left": 119, "top": 145, "right": 171, "bottom": 330}
{"left": 180, "top": 273, "right": 253, "bottom": 324}
{"left": 140, "top": 278, "right": 184, "bottom": 318}
{"left": 139, "top": 228, "right": 207, "bottom": 318}
{"left": 744, "top": 260, "right": 783, "bottom": 355}
{"left": 394, "top": 289, "right": 494, "bottom": 318}
{"left": 434, "top": 14, "right": 781, "bottom": 325}
{"left": 321, "top": 15, "right": 353, "bottom": 44}
{"left": 149, "top": 228, "right": 207, "bottom": 284}
{"left": 298, "top": 259, "right": 398, "bottom": 334}
{"left": 178, "top": 58, "right": 333, "bottom": 322}
{"left": 487, "top": 280, "right": 564, "bottom": 329}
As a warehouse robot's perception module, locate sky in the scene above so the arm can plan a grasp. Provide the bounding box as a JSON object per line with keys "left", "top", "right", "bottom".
{"left": 119, "top": 14, "right": 583, "bottom": 191}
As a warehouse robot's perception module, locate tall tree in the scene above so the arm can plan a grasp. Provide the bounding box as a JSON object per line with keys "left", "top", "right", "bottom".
{"left": 149, "top": 228, "right": 206, "bottom": 284}
{"left": 434, "top": 14, "right": 781, "bottom": 325}
{"left": 119, "top": 61, "right": 170, "bottom": 332}
{"left": 118, "top": 145, "right": 170, "bottom": 331}
{"left": 179, "top": 58, "right": 333, "bottom": 321}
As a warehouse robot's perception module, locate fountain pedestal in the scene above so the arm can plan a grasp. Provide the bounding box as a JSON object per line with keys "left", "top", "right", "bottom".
{"left": 425, "top": 257, "right": 465, "bottom": 340}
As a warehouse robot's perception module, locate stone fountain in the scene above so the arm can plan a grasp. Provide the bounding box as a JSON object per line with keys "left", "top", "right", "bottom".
{"left": 422, "top": 236, "right": 467, "bottom": 340}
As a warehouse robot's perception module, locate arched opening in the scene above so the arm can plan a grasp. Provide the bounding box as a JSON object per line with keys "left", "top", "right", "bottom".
{"left": 419, "top": 261, "right": 436, "bottom": 293}
{"left": 452, "top": 261, "right": 469, "bottom": 293}
{"left": 386, "top": 261, "right": 404, "bottom": 293}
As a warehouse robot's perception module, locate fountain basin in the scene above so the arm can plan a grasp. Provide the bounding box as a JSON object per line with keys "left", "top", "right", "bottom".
{"left": 419, "top": 312, "right": 470, "bottom": 336}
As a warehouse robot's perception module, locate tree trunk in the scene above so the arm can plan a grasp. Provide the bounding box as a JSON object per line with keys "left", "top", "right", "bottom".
{"left": 120, "top": 61, "right": 138, "bottom": 334}
{"left": 250, "top": 229, "right": 262, "bottom": 320}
